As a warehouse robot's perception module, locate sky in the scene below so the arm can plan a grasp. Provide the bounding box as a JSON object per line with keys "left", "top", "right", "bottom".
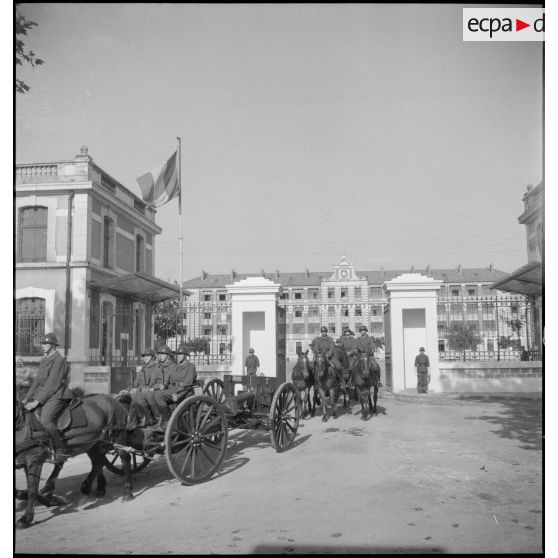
{"left": 15, "top": 3, "right": 544, "bottom": 282}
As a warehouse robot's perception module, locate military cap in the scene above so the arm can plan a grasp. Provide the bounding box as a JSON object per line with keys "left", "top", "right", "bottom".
{"left": 175, "top": 343, "right": 190, "bottom": 355}
{"left": 419, "top": 346, "right": 425, "bottom": 352}
{"left": 320, "top": 326, "right": 328, "bottom": 332}
{"left": 249, "top": 348, "right": 255, "bottom": 353}
{"left": 40, "top": 333, "right": 59, "bottom": 345}
{"left": 141, "top": 348, "right": 157, "bottom": 358}
{"left": 157, "top": 345, "right": 173, "bottom": 356}
{"left": 359, "top": 325, "right": 368, "bottom": 332}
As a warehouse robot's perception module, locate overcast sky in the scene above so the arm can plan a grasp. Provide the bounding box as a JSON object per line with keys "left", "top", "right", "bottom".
{"left": 15, "top": 3, "right": 543, "bottom": 282}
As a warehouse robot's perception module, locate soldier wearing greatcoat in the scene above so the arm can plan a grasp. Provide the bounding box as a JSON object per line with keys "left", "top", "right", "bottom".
{"left": 356, "top": 325, "right": 382, "bottom": 387}
{"left": 22, "top": 333, "right": 72, "bottom": 462}
{"left": 310, "top": 326, "right": 343, "bottom": 374}
{"left": 129, "top": 348, "right": 160, "bottom": 427}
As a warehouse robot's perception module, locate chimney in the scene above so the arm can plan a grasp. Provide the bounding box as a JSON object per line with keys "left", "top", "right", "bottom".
{"left": 426, "top": 264, "right": 431, "bottom": 275}
{"left": 275, "top": 269, "right": 280, "bottom": 280}
{"left": 260, "top": 268, "right": 265, "bottom": 277}
{"left": 202, "top": 270, "right": 208, "bottom": 280}
{"left": 230, "top": 269, "right": 237, "bottom": 281}
{"left": 457, "top": 264, "right": 462, "bottom": 275}
{"left": 305, "top": 267, "right": 310, "bottom": 279}
{"left": 410, "top": 265, "right": 415, "bottom": 273}
{"left": 380, "top": 266, "right": 385, "bottom": 279}
{"left": 489, "top": 263, "right": 493, "bottom": 272}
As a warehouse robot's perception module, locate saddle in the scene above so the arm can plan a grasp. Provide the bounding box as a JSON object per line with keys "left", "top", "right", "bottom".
{"left": 222, "top": 392, "right": 256, "bottom": 417}
{"left": 32, "top": 399, "right": 88, "bottom": 433}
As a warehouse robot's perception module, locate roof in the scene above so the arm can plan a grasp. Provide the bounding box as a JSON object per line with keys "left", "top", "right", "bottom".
{"left": 490, "top": 262, "right": 543, "bottom": 297}
{"left": 182, "top": 267, "right": 510, "bottom": 289}
{"left": 90, "top": 272, "right": 187, "bottom": 302}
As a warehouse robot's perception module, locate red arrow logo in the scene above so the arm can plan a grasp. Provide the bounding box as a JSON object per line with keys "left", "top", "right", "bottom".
{"left": 516, "top": 19, "right": 530, "bottom": 31}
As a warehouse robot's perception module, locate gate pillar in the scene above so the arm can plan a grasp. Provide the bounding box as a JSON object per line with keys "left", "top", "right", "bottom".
{"left": 226, "top": 277, "right": 281, "bottom": 378}
{"left": 383, "top": 273, "right": 442, "bottom": 393}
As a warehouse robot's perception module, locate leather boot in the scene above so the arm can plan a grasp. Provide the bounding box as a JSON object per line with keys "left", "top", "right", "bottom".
{"left": 154, "top": 405, "right": 171, "bottom": 431}
{"left": 47, "top": 428, "right": 70, "bottom": 463}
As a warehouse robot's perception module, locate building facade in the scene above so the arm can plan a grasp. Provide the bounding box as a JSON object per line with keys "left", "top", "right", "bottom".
{"left": 15, "top": 146, "right": 180, "bottom": 389}
{"left": 181, "top": 257, "right": 533, "bottom": 369}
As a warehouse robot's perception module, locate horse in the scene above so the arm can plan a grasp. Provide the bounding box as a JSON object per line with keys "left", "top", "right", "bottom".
{"left": 314, "top": 353, "right": 339, "bottom": 422}
{"left": 334, "top": 347, "right": 353, "bottom": 411}
{"left": 15, "top": 394, "right": 134, "bottom": 529}
{"left": 291, "top": 351, "right": 317, "bottom": 418}
{"left": 351, "top": 353, "right": 380, "bottom": 420}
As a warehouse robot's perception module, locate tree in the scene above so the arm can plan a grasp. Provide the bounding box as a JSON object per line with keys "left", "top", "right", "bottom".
{"left": 16, "top": 8, "right": 44, "bottom": 94}
{"left": 152, "top": 299, "right": 180, "bottom": 344}
{"left": 446, "top": 322, "right": 482, "bottom": 361}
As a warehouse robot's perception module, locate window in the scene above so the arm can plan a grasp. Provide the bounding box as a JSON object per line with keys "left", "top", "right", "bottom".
{"left": 203, "top": 328, "right": 211, "bottom": 336}
{"left": 16, "top": 297, "right": 45, "bottom": 355}
{"left": 308, "top": 323, "right": 320, "bottom": 335}
{"left": 308, "top": 288, "right": 319, "bottom": 299}
{"left": 369, "top": 286, "right": 382, "bottom": 299}
{"left": 203, "top": 312, "right": 211, "bottom": 320}
{"left": 438, "top": 340, "right": 446, "bottom": 353}
{"left": 328, "top": 323, "right": 336, "bottom": 334}
{"left": 218, "top": 292, "right": 226, "bottom": 301}
{"left": 487, "top": 339, "right": 495, "bottom": 352}
{"left": 294, "top": 291, "right": 302, "bottom": 300}
{"left": 451, "top": 286, "right": 461, "bottom": 297}
{"left": 295, "top": 341, "right": 303, "bottom": 353}
{"left": 327, "top": 288, "right": 334, "bottom": 299}
{"left": 342, "top": 306, "right": 349, "bottom": 317}
{"left": 218, "top": 326, "right": 227, "bottom": 335}
{"left": 467, "top": 287, "right": 477, "bottom": 296}
{"left": 135, "top": 235, "right": 144, "bottom": 273}
{"left": 340, "top": 288, "right": 347, "bottom": 298}
{"left": 280, "top": 292, "right": 289, "bottom": 300}
{"left": 309, "top": 306, "right": 319, "bottom": 318}
{"left": 18, "top": 207, "right": 48, "bottom": 262}
{"left": 355, "top": 306, "right": 362, "bottom": 317}
{"left": 203, "top": 292, "right": 211, "bottom": 302}
{"left": 294, "top": 309, "right": 303, "bottom": 318}
{"left": 103, "top": 217, "right": 114, "bottom": 268}
{"left": 328, "top": 306, "right": 335, "bottom": 318}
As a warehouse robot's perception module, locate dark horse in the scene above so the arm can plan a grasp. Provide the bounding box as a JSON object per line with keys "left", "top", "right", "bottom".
{"left": 15, "top": 394, "right": 134, "bottom": 529}
{"left": 314, "top": 353, "right": 339, "bottom": 422}
{"left": 351, "top": 353, "right": 380, "bottom": 420}
{"left": 291, "top": 351, "right": 318, "bottom": 418}
{"left": 334, "top": 347, "right": 353, "bottom": 410}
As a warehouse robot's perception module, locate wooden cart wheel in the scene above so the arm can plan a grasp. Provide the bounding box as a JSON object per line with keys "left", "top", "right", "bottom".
{"left": 164, "top": 394, "right": 228, "bottom": 485}
{"left": 102, "top": 449, "right": 151, "bottom": 476}
{"left": 269, "top": 382, "right": 300, "bottom": 453}
{"left": 202, "top": 378, "right": 226, "bottom": 405}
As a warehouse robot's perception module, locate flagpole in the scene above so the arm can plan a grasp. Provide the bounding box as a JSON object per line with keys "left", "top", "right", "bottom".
{"left": 177, "top": 136, "right": 184, "bottom": 346}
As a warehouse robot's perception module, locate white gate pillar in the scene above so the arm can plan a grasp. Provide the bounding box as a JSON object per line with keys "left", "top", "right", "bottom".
{"left": 226, "top": 277, "right": 281, "bottom": 377}
{"left": 383, "top": 273, "right": 442, "bottom": 393}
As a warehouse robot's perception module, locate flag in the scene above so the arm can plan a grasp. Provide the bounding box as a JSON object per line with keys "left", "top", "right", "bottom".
{"left": 136, "top": 150, "right": 180, "bottom": 208}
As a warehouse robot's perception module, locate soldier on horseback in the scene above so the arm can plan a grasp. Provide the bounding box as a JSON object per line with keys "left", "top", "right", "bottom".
{"left": 21, "top": 333, "right": 72, "bottom": 463}
{"left": 154, "top": 343, "right": 197, "bottom": 429}
{"left": 356, "top": 325, "right": 382, "bottom": 387}
{"left": 310, "top": 326, "right": 343, "bottom": 376}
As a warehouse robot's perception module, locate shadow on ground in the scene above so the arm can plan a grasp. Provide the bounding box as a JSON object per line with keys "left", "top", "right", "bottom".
{"left": 463, "top": 398, "right": 542, "bottom": 451}
{"left": 251, "top": 543, "right": 446, "bottom": 554}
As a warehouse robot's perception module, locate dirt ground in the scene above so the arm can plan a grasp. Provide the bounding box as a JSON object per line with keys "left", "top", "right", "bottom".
{"left": 14, "top": 393, "right": 542, "bottom": 555}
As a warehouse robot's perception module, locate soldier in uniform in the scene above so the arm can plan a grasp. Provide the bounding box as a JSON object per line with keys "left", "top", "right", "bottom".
{"left": 244, "top": 348, "right": 260, "bottom": 390}
{"left": 339, "top": 328, "right": 358, "bottom": 372}
{"left": 414, "top": 347, "right": 430, "bottom": 394}
{"left": 129, "top": 348, "right": 159, "bottom": 427}
{"left": 310, "top": 326, "right": 342, "bottom": 375}
{"left": 22, "top": 333, "right": 72, "bottom": 462}
{"left": 154, "top": 343, "right": 197, "bottom": 428}
{"left": 356, "top": 325, "right": 383, "bottom": 387}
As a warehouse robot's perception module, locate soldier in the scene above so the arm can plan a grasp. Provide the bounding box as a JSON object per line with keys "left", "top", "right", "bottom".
{"left": 129, "top": 348, "right": 159, "bottom": 427}
{"left": 154, "top": 343, "right": 197, "bottom": 428}
{"left": 22, "top": 333, "right": 72, "bottom": 463}
{"left": 339, "top": 328, "right": 358, "bottom": 372}
{"left": 356, "top": 325, "right": 383, "bottom": 387}
{"left": 310, "top": 326, "right": 342, "bottom": 374}
{"left": 244, "top": 348, "right": 260, "bottom": 390}
{"left": 414, "top": 347, "right": 430, "bottom": 394}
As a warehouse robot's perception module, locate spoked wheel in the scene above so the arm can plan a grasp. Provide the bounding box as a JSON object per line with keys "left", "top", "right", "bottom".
{"left": 102, "top": 449, "right": 151, "bottom": 476}
{"left": 164, "top": 395, "right": 228, "bottom": 485}
{"left": 202, "top": 378, "right": 226, "bottom": 405}
{"left": 269, "top": 382, "right": 300, "bottom": 453}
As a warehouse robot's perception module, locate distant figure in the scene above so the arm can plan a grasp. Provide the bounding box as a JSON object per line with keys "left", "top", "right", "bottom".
{"left": 245, "top": 348, "right": 260, "bottom": 389}
{"left": 414, "top": 347, "right": 430, "bottom": 394}
{"left": 520, "top": 346, "right": 530, "bottom": 361}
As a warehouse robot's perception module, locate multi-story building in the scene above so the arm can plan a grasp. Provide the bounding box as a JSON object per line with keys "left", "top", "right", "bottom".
{"left": 492, "top": 182, "right": 543, "bottom": 355}
{"left": 15, "top": 146, "right": 181, "bottom": 390}
{"left": 182, "top": 257, "right": 531, "bottom": 368}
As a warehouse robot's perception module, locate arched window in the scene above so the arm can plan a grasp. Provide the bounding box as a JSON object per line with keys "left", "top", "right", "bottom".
{"left": 18, "top": 206, "right": 48, "bottom": 261}
{"left": 16, "top": 297, "right": 46, "bottom": 355}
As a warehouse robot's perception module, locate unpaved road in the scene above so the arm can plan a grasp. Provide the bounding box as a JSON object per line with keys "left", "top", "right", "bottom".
{"left": 15, "top": 394, "right": 542, "bottom": 554}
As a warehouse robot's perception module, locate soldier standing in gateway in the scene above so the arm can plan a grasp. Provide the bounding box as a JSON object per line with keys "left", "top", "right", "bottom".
{"left": 244, "top": 348, "right": 260, "bottom": 390}
{"left": 415, "top": 347, "right": 430, "bottom": 394}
